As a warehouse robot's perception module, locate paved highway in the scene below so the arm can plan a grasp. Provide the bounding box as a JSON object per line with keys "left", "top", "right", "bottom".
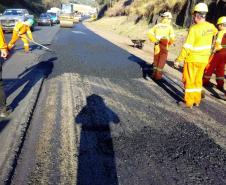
{"left": 0, "top": 22, "right": 225, "bottom": 185}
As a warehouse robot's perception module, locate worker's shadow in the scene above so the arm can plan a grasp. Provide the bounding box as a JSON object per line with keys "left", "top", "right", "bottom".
{"left": 204, "top": 84, "right": 226, "bottom": 99}
{"left": 128, "top": 55, "right": 184, "bottom": 102}
{"left": 5, "top": 57, "right": 56, "bottom": 110}
{"left": 75, "top": 94, "right": 120, "bottom": 185}
{"left": 167, "top": 60, "right": 183, "bottom": 73}
{"left": 0, "top": 119, "right": 10, "bottom": 132}
{"left": 154, "top": 78, "right": 184, "bottom": 102}
{"left": 128, "top": 54, "right": 153, "bottom": 79}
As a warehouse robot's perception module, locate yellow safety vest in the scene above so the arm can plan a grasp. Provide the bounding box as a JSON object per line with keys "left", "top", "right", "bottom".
{"left": 177, "top": 21, "right": 218, "bottom": 64}
{"left": 0, "top": 25, "right": 7, "bottom": 49}
{"left": 147, "top": 20, "right": 175, "bottom": 47}
{"left": 214, "top": 29, "right": 226, "bottom": 52}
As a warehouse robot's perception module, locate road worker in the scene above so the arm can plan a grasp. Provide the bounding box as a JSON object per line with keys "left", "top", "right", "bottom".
{"left": 147, "top": 11, "right": 175, "bottom": 80}
{"left": 8, "top": 19, "right": 34, "bottom": 53}
{"left": 203, "top": 16, "right": 226, "bottom": 91}
{"left": 0, "top": 25, "right": 10, "bottom": 117}
{"left": 174, "top": 3, "right": 218, "bottom": 108}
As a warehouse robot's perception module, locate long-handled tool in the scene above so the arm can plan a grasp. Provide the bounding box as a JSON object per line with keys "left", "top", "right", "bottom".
{"left": 19, "top": 35, "right": 54, "bottom": 52}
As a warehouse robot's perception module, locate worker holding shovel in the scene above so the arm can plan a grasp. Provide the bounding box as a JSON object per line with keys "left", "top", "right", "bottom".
{"left": 8, "top": 19, "right": 34, "bottom": 53}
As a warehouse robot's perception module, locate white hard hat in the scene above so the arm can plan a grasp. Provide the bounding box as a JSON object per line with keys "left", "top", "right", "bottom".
{"left": 161, "top": 12, "right": 172, "bottom": 19}
{"left": 193, "top": 3, "right": 208, "bottom": 13}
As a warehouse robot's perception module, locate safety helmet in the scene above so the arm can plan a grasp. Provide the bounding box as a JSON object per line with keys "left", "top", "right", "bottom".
{"left": 25, "top": 19, "right": 34, "bottom": 27}
{"left": 193, "top": 3, "right": 208, "bottom": 13}
{"left": 217, "top": 16, "right": 226, "bottom": 25}
{"left": 161, "top": 12, "right": 172, "bottom": 19}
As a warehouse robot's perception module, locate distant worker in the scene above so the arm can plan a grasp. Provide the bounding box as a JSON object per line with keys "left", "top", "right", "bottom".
{"left": 147, "top": 11, "right": 175, "bottom": 80}
{"left": 203, "top": 16, "right": 226, "bottom": 91}
{"left": 8, "top": 19, "right": 34, "bottom": 53}
{"left": 0, "top": 25, "right": 10, "bottom": 117}
{"left": 174, "top": 3, "right": 218, "bottom": 108}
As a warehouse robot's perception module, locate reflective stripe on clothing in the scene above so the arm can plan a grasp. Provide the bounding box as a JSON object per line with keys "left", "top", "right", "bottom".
{"left": 216, "top": 77, "right": 225, "bottom": 80}
{"left": 177, "top": 21, "right": 218, "bottom": 64}
{"left": 147, "top": 21, "right": 175, "bottom": 47}
{"left": 185, "top": 88, "right": 202, "bottom": 92}
{"left": 155, "top": 67, "right": 163, "bottom": 72}
{"left": 183, "top": 44, "right": 211, "bottom": 51}
{"left": 203, "top": 75, "right": 211, "bottom": 79}
{"left": 183, "top": 62, "right": 207, "bottom": 106}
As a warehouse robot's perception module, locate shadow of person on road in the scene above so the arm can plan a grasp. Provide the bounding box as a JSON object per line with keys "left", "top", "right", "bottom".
{"left": 0, "top": 119, "right": 10, "bottom": 132}
{"left": 75, "top": 94, "right": 120, "bottom": 185}
{"left": 155, "top": 77, "right": 184, "bottom": 102}
{"left": 5, "top": 57, "right": 55, "bottom": 110}
{"left": 128, "top": 54, "right": 184, "bottom": 102}
{"left": 128, "top": 54, "right": 153, "bottom": 79}
{"left": 167, "top": 60, "right": 183, "bottom": 73}
{"left": 204, "top": 84, "right": 225, "bottom": 99}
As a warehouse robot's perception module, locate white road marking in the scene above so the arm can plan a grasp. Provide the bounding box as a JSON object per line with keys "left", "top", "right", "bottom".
{"left": 72, "top": 31, "right": 86, "bottom": 35}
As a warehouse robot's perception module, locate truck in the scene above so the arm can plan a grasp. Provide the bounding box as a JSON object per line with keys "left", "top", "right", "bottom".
{"left": 0, "top": 9, "right": 35, "bottom": 32}
{"left": 59, "top": 3, "right": 74, "bottom": 28}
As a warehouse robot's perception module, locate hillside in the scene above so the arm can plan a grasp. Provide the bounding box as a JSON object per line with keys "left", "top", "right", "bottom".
{"left": 97, "top": 0, "right": 226, "bottom": 27}
{"left": 0, "top": 0, "right": 51, "bottom": 14}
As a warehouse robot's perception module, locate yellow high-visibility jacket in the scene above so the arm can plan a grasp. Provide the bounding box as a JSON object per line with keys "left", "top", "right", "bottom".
{"left": 147, "top": 19, "right": 175, "bottom": 48}
{"left": 214, "top": 29, "right": 226, "bottom": 52}
{"left": 0, "top": 25, "right": 7, "bottom": 49}
{"left": 177, "top": 21, "right": 218, "bottom": 64}
{"left": 14, "top": 22, "right": 33, "bottom": 40}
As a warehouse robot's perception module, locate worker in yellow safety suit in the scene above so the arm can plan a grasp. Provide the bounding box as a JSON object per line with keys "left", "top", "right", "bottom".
{"left": 0, "top": 25, "right": 10, "bottom": 117}
{"left": 147, "top": 11, "right": 175, "bottom": 80}
{"left": 174, "top": 3, "right": 218, "bottom": 108}
{"left": 203, "top": 16, "right": 226, "bottom": 91}
{"left": 8, "top": 19, "right": 34, "bottom": 53}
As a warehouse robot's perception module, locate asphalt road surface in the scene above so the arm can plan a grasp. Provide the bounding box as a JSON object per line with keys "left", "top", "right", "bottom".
{"left": 3, "top": 22, "right": 226, "bottom": 185}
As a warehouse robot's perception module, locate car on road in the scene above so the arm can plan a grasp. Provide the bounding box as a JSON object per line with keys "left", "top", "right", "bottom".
{"left": 37, "top": 13, "right": 53, "bottom": 26}
{"left": 0, "top": 9, "right": 35, "bottom": 32}
{"left": 46, "top": 12, "right": 60, "bottom": 24}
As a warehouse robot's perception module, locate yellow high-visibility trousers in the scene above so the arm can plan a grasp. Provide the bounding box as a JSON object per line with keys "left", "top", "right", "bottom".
{"left": 183, "top": 62, "right": 207, "bottom": 106}
{"left": 8, "top": 31, "right": 29, "bottom": 52}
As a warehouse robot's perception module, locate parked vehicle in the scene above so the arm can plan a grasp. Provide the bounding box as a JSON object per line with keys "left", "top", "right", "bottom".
{"left": 38, "top": 13, "right": 53, "bottom": 26}
{"left": 46, "top": 12, "right": 59, "bottom": 24}
{"left": 0, "top": 9, "right": 35, "bottom": 32}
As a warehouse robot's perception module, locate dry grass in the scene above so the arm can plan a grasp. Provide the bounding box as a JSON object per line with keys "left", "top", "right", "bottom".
{"left": 105, "top": 0, "right": 186, "bottom": 21}
{"left": 89, "top": 16, "right": 149, "bottom": 40}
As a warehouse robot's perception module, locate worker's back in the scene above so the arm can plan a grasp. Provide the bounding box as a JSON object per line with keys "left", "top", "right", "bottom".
{"left": 184, "top": 21, "right": 217, "bottom": 63}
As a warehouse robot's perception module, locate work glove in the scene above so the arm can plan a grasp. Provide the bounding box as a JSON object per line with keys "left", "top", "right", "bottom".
{"left": 1, "top": 49, "right": 8, "bottom": 59}
{"left": 174, "top": 60, "right": 180, "bottom": 69}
